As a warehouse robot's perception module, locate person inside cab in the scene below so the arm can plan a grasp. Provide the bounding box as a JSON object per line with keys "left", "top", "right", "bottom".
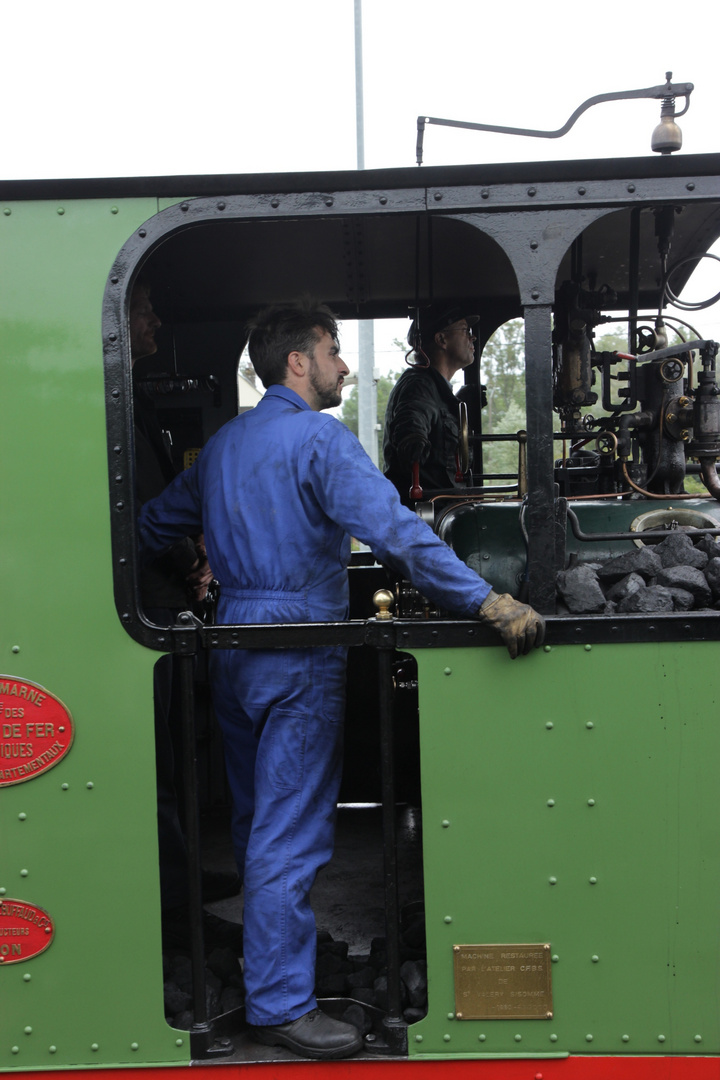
{"left": 383, "top": 306, "right": 478, "bottom": 503}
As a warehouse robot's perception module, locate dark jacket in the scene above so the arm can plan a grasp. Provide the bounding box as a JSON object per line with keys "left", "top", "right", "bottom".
{"left": 134, "top": 387, "right": 198, "bottom": 609}
{"left": 383, "top": 364, "right": 462, "bottom": 502}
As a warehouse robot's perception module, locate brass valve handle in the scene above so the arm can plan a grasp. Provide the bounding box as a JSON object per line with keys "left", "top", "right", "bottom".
{"left": 373, "top": 589, "right": 395, "bottom": 621}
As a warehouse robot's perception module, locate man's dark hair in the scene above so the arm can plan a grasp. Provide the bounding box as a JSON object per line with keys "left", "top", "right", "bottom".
{"left": 131, "top": 271, "right": 152, "bottom": 298}
{"left": 407, "top": 306, "right": 479, "bottom": 357}
{"left": 247, "top": 298, "right": 339, "bottom": 389}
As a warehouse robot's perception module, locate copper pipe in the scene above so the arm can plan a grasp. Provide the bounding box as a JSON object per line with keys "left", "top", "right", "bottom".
{"left": 566, "top": 490, "right": 631, "bottom": 501}
{"left": 621, "top": 462, "right": 707, "bottom": 500}
{"left": 700, "top": 458, "right": 720, "bottom": 502}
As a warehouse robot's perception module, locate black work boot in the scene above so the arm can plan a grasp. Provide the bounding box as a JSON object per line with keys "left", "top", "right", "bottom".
{"left": 250, "top": 1008, "right": 363, "bottom": 1060}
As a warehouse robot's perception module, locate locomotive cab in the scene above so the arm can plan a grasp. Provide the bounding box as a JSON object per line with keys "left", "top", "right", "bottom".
{"left": 102, "top": 159, "right": 720, "bottom": 1057}
{"left": 3, "top": 151, "right": 720, "bottom": 1073}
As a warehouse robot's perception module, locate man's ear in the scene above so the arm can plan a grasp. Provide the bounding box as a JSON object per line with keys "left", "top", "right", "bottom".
{"left": 287, "top": 350, "right": 307, "bottom": 377}
{"left": 435, "top": 331, "right": 446, "bottom": 350}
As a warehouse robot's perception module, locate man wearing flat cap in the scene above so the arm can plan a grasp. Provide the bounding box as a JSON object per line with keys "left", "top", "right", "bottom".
{"left": 383, "top": 307, "right": 478, "bottom": 503}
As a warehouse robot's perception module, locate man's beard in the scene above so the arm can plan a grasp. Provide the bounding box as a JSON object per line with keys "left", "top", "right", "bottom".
{"left": 309, "top": 360, "right": 342, "bottom": 409}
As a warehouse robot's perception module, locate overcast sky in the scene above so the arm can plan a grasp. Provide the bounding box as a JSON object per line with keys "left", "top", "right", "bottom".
{"left": 3, "top": 0, "right": 719, "bottom": 364}
{"left": 3, "top": 0, "right": 716, "bottom": 178}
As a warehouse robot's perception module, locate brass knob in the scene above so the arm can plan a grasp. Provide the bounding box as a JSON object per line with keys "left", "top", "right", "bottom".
{"left": 373, "top": 589, "right": 394, "bottom": 620}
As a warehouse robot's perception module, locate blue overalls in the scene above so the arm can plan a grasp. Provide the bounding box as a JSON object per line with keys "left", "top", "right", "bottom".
{"left": 139, "top": 384, "right": 490, "bottom": 1025}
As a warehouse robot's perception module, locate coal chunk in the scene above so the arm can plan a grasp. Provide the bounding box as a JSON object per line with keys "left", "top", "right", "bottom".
{"left": 705, "top": 557, "right": 720, "bottom": 598}
{"left": 667, "top": 588, "right": 694, "bottom": 611}
{"left": 373, "top": 975, "right": 389, "bottom": 1011}
{"left": 341, "top": 1002, "right": 373, "bottom": 1037}
{"left": 205, "top": 976, "right": 222, "bottom": 1019}
{"left": 175, "top": 983, "right": 222, "bottom": 1023}
{"left": 351, "top": 987, "right": 377, "bottom": 1007}
{"left": 316, "top": 951, "right": 344, "bottom": 978}
{"left": 206, "top": 947, "right": 243, "bottom": 987}
{"left": 695, "top": 534, "right": 720, "bottom": 559}
{"left": 656, "top": 565, "right": 711, "bottom": 607}
{"left": 605, "top": 572, "right": 645, "bottom": 604}
{"left": 163, "top": 981, "right": 192, "bottom": 1015}
{"left": 556, "top": 565, "right": 606, "bottom": 614}
{"left": 320, "top": 940, "right": 350, "bottom": 960}
{"left": 347, "top": 966, "right": 376, "bottom": 990}
{"left": 617, "top": 586, "right": 674, "bottom": 613}
{"left": 653, "top": 530, "right": 708, "bottom": 569}
{"left": 597, "top": 547, "right": 662, "bottom": 585}
{"left": 174, "top": 1010, "right": 195, "bottom": 1031}
{"left": 168, "top": 955, "right": 193, "bottom": 995}
{"left": 400, "top": 960, "right": 428, "bottom": 1009}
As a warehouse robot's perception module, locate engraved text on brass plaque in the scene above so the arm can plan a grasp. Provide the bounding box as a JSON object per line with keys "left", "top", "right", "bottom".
{"left": 453, "top": 943, "right": 553, "bottom": 1020}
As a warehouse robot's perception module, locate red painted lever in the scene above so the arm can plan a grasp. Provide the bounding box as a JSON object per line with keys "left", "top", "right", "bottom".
{"left": 409, "top": 461, "right": 423, "bottom": 501}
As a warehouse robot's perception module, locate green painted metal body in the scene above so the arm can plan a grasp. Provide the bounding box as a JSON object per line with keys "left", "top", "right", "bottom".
{"left": 409, "top": 641, "right": 720, "bottom": 1058}
{"left": 1, "top": 199, "right": 189, "bottom": 1069}
{"left": 2, "top": 167, "right": 720, "bottom": 1074}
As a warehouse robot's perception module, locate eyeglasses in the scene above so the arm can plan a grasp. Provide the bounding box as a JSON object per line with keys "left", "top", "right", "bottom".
{"left": 444, "top": 325, "right": 476, "bottom": 338}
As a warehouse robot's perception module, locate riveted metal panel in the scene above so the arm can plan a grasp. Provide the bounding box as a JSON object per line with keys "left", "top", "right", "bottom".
{"left": 409, "top": 641, "right": 720, "bottom": 1058}
{"left": 425, "top": 172, "right": 720, "bottom": 213}
{"left": 0, "top": 198, "right": 189, "bottom": 1070}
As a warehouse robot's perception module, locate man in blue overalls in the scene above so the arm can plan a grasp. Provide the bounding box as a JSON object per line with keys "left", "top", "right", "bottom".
{"left": 139, "top": 299, "right": 545, "bottom": 1059}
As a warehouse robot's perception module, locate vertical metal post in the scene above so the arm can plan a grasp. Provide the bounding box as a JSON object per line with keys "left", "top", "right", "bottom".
{"left": 178, "top": 652, "right": 211, "bottom": 1049}
{"left": 377, "top": 645, "right": 407, "bottom": 1054}
{"left": 358, "top": 321, "right": 378, "bottom": 466}
{"left": 354, "top": 0, "right": 378, "bottom": 466}
{"left": 354, "top": 0, "right": 365, "bottom": 172}
{"left": 628, "top": 207, "right": 641, "bottom": 354}
{"left": 523, "top": 303, "right": 557, "bottom": 613}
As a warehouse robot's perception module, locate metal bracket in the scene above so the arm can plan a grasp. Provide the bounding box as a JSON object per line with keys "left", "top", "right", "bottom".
{"left": 416, "top": 74, "right": 693, "bottom": 164}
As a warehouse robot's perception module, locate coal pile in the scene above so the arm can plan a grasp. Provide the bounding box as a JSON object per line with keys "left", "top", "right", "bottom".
{"left": 163, "top": 909, "right": 428, "bottom": 1031}
{"left": 315, "top": 909, "right": 428, "bottom": 1027}
{"left": 557, "top": 532, "right": 720, "bottom": 615}
{"left": 163, "top": 947, "right": 245, "bottom": 1030}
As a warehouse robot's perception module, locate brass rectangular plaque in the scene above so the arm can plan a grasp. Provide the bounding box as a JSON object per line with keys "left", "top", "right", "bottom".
{"left": 453, "top": 943, "right": 553, "bottom": 1020}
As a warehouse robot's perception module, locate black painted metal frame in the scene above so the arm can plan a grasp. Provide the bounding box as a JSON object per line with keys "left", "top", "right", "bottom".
{"left": 5, "top": 151, "right": 720, "bottom": 201}
{"left": 102, "top": 155, "right": 720, "bottom": 644}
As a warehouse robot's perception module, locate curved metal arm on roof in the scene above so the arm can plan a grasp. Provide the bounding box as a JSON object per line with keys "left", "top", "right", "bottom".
{"left": 416, "top": 73, "right": 693, "bottom": 165}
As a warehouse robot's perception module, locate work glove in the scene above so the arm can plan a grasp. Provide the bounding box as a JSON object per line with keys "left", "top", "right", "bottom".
{"left": 478, "top": 590, "right": 546, "bottom": 659}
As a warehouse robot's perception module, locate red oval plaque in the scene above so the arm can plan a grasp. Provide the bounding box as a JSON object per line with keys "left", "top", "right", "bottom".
{"left": 0, "top": 677, "right": 74, "bottom": 787}
{"left": 0, "top": 899, "right": 55, "bottom": 964}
